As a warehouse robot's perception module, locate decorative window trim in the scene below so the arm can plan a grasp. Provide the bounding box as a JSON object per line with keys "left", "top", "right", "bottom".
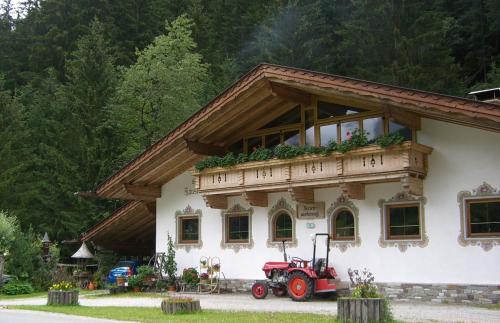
{"left": 457, "top": 182, "right": 500, "bottom": 251}
{"left": 378, "top": 192, "right": 428, "bottom": 252}
{"left": 327, "top": 196, "right": 361, "bottom": 252}
{"left": 175, "top": 205, "right": 202, "bottom": 252}
{"left": 267, "top": 198, "right": 297, "bottom": 249}
{"left": 220, "top": 204, "right": 254, "bottom": 252}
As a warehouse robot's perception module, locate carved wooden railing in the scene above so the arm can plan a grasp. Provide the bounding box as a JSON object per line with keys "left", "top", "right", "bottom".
{"left": 192, "top": 142, "right": 432, "bottom": 195}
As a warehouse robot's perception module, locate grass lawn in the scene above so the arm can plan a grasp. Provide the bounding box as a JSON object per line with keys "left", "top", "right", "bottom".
{"left": 86, "top": 291, "right": 166, "bottom": 299}
{"left": 8, "top": 305, "right": 338, "bottom": 322}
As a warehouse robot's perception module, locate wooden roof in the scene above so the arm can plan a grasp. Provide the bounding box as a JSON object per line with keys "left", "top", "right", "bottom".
{"left": 95, "top": 64, "right": 500, "bottom": 200}
{"left": 81, "top": 201, "right": 155, "bottom": 256}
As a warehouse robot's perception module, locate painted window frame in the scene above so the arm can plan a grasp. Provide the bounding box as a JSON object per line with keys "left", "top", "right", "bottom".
{"left": 267, "top": 198, "right": 297, "bottom": 248}
{"left": 458, "top": 182, "right": 500, "bottom": 251}
{"left": 175, "top": 206, "right": 202, "bottom": 251}
{"left": 327, "top": 196, "right": 361, "bottom": 252}
{"left": 378, "top": 192, "right": 428, "bottom": 252}
{"left": 220, "top": 204, "right": 254, "bottom": 252}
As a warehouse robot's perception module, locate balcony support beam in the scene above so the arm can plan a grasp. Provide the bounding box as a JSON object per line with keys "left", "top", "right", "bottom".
{"left": 401, "top": 176, "right": 423, "bottom": 196}
{"left": 242, "top": 191, "right": 268, "bottom": 207}
{"left": 340, "top": 183, "right": 365, "bottom": 200}
{"left": 203, "top": 194, "right": 228, "bottom": 209}
{"left": 289, "top": 187, "right": 315, "bottom": 204}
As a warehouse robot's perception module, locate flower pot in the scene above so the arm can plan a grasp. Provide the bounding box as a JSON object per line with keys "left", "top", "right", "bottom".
{"left": 116, "top": 277, "right": 126, "bottom": 286}
{"left": 167, "top": 285, "right": 176, "bottom": 292}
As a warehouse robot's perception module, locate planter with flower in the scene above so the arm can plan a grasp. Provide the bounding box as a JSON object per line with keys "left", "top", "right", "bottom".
{"left": 128, "top": 275, "right": 142, "bottom": 292}
{"left": 212, "top": 264, "right": 220, "bottom": 273}
{"left": 199, "top": 273, "right": 209, "bottom": 284}
{"left": 47, "top": 281, "right": 78, "bottom": 305}
{"left": 338, "top": 268, "right": 392, "bottom": 323}
{"left": 137, "top": 265, "right": 155, "bottom": 286}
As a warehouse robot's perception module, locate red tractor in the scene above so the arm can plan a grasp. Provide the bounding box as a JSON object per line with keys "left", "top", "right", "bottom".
{"left": 251, "top": 233, "right": 337, "bottom": 301}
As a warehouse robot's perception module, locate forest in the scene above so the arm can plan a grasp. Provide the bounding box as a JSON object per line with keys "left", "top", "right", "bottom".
{"left": 1, "top": 0, "right": 499, "bottom": 251}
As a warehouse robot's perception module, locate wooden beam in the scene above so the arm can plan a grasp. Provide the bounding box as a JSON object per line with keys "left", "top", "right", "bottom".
{"left": 289, "top": 187, "right": 314, "bottom": 204}
{"left": 339, "top": 183, "right": 365, "bottom": 200}
{"left": 203, "top": 194, "right": 228, "bottom": 209}
{"left": 144, "top": 201, "right": 156, "bottom": 217}
{"left": 242, "top": 191, "right": 268, "bottom": 207}
{"left": 124, "top": 183, "right": 161, "bottom": 201}
{"left": 384, "top": 107, "right": 421, "bottom": 130}
{"left": 185, "top": 139, "right": 226, "bottom": 156}
{"left": 268, "top": 81, "right": 312, "bottom": 106}
{"left": 401, "top": 176, "right": 423, "bottom": 196}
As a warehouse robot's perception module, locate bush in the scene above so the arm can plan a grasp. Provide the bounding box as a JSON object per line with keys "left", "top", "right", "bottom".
{"left": 181, "top": 268, "right": 199, "bottom": 286}
{"left": 1, "top": 281, "right": 34, "bottom": 295}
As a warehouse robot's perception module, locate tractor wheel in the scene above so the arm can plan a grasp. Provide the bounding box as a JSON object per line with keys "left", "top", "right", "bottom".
{"left": 287, "top": 272, "right": 313, "bottom": 301}
{"left": 271, "top": 285, "right": 287, "bottom": 297}
{"left": 251, "top": 282, "right": 268, "bottom": 299}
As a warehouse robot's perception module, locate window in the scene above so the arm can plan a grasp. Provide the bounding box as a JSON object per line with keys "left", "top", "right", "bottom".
{"left": 466, "top": 198, "right": 500, "bottom": 237}
{"left": 305, "top": 109, "right": 315, "bottom": 146}
{"left": 264, "top": 133, "right": 281, "bottom": 150}
{"left": 386, "top": 204, "right": 420, "bottom": 240}
{"left": 273, "top": 212, "right": 293, "bottom": 241}
{"left": 317, "top": 101, "right": 365, "bottom": 120}
{"left": 340, "top": 120, "right": 359, "bottom": 141}
{"left": 332, "top": 209, "right": 355, "bottom": 240}
{"left": 363, "top": 117, "right": 384, "bottom": 141}
{"left": 320, "top": 123, "right": 337, "bottom": 146}
{"left": 175, "top": 206, "right": 202, "bottom": 249}
{"left": 179, "top": 216, "right": 199, "bottom": 243}
{"left": 260, "top": 105, "right": 301, "bottom": 129}
{"left": 226, "top": 214, "right": 249, "bottom": 242}
{"left": 389, "top": 120, "right": 413, "bottom": 141}
{"left": 284, "top": 130, "right": 300, "bottom": 146}
{"left": 247, "top": 136, "right": 262, "bottom": 152}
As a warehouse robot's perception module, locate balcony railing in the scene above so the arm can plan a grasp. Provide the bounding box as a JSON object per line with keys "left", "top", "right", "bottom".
{"left": 193, "top": 142, "right": 432, "bottom": 195}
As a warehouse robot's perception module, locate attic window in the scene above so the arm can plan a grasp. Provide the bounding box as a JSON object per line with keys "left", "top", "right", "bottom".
{"left": 260, "top": 105, "right": 301, "bottom": 129}
{"left": 317, "top": 101, "right": 365, "bottom": 120}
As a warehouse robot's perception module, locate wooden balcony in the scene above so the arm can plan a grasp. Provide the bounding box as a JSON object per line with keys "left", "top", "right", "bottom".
{"left": 193, "top": 142, "right": 432, "bottom": 207}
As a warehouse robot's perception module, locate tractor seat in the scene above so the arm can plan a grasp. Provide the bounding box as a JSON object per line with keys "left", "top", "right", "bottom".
{"left": 314, "top": 258, "right": 325, "bottom": 274}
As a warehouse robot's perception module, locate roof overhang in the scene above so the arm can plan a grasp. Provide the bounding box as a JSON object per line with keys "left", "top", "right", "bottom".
{"left": 95, "top": 64, "right": 500, "bottom": 200}
{"left": 81, "top": 201, "right": 155, "bottom": 256}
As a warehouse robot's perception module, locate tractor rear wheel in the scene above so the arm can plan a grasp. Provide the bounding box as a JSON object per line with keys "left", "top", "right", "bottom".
{"left": 287, "top": 272, "right": 313, "bottom": 301}
{"left": 251, "top": 281, "right": 268, "bottom": 299}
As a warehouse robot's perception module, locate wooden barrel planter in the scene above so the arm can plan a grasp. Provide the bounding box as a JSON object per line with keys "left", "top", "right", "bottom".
{"left": 161, "top": 298, "right": 201, "bottom": 314}
{"left": 47, "top": 290, "right": 79, "bottom": 305}
{"left": 337, "top": 298, "right": 386, "bottom": 323}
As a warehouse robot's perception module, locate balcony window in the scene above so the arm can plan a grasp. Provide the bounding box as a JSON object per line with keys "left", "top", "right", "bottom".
{"left": 284, "top": 130, "right": 300, "bottom": 146}
{"left": 317, "top": 101, "right": 365, "bottom": 120}
{"left": 340, "top": 120, "right": 359, "bottom": 141}
{"left": 363, "top": 117, "right": 384, "bottom": 141}
{"left": 320, "top": 123, "right": 338, "bottom": 146}
{"left": 265, "top": 133, "right": 281, "bottom": 150}
{"left": 389, "top": 120, "right": 412, "bottom": 141}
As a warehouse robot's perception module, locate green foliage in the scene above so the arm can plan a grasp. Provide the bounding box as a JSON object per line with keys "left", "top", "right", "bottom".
{"left": 137, "top": 266, "right": 155, "bottom": 276}
{"left": 94, "top": 250, "right": 118, "bottom": 285}
{"left": 127, "top": 275, "right": 142, "bottom": 288}
{"left": 181, "top": 268, "right": 199, "bottom": 286}
{"left": 375, "top": 133, "right": 406, "bottom": 148}
{"left": 164, "top": 233, "right": 177, "bottom": 286}
{"left": 1, "top": 281, "right": 34, "bottom": 295}
{"left": 248, "top": 147, "right": 274, "bottom": 161}
{"left": 0, "top": 210, "right": 18, "bottom": 253}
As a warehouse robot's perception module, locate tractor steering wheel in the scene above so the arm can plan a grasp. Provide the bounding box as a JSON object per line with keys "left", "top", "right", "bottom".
{"left": 291, "top": 256, "right": 305, "bottom": 263}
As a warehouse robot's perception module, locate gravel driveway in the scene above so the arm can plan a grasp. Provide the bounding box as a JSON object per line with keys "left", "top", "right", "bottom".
{"left": 1, "top": 293, "right": 499, "bottom": 323}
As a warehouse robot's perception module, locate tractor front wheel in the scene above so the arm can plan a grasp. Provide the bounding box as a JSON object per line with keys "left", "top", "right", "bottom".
{"left": 287, "top": 272, "right": 313, "bottom": 301}
{"left": 251, "top": 281, "right": 268, "bottom": 299}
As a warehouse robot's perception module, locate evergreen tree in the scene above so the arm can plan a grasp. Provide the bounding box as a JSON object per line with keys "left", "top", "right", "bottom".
{"left": 115, "top": 15, "right": 209, "bottom": 160}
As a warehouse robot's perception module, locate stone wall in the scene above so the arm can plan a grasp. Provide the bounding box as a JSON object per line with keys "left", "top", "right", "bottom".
{"left": 218, "top": 279, "right": 499, "bottom": 305}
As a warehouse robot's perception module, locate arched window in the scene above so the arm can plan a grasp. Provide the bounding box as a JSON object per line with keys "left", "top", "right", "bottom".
{"left": 332, "top": 209, "right": 355, "bottom": 240}
{"left": 273, "top": 212, "right": 293, "bottom": 241}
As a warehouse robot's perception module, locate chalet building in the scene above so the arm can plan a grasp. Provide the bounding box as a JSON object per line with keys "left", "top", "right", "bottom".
{"left": 81, "top": 64, "right": 500, "bottom": 303}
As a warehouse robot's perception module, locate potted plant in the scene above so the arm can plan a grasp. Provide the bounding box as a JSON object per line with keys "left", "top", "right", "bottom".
{"left": 199, "top": 273, "right": 209, "bottom": 284}
{"left": 337, "top": 268, "right": 392, "bottom": 322}
{"left": 128, "top": 275, "right": 142, "bottom": 292}
{"left": 181, "top": 268, "right": 199, "bottom": 287}
{"left": 164, "top": 233, "right": 177, "bottom": 291}
{"left": 137, "top": 265, "right": 155, "bottom": 284}
{"left": 47, "top": 281, "right": 78, "bottom": 305}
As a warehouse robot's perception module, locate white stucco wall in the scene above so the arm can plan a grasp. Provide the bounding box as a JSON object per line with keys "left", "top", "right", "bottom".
{"left": 156, "top": 118, "right": 500, "bottom": 285}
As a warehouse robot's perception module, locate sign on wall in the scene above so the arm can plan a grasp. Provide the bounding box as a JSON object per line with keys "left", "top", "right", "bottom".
{"left": 297, "top": 202, "right": 325, "bottom": 219}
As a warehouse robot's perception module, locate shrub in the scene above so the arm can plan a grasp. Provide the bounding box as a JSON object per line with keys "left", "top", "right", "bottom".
{"left": 137, "top": 265, "right": 155, "bottom": 276}
{"left": 181, "top": 268, "right": 199, "bottom": 286}
{"left": 1, "top": 281, "right": 34, "bottom": 295}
